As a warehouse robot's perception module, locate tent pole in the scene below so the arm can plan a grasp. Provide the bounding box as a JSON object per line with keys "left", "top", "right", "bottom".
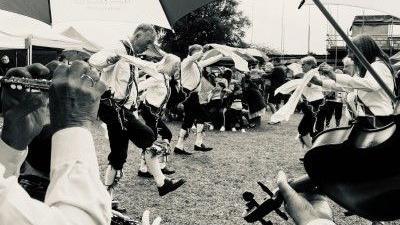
{"left": 311, "top": 0, "right": 397, "bottom": 103}
{"left": 28, "top": 35, "right": 32, "bottom": 65}
{"left": 25, "top": 35, "right": 33, "bottom": 65}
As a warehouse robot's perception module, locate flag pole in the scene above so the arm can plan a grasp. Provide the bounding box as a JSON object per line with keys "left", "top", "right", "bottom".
{"left": 310, "top": 0, "right": 397, "bottom": 103}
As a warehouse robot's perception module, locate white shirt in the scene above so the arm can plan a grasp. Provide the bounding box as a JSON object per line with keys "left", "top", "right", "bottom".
{"left": 322, "top": 60, "right": 394, "bottom": 116}
{"left": 139, "top": 74, "right": 170, "bottom": 108}
{"left": 0, "top": 127, "right": 111, "bottom": 225}
{"left": 180, "top": 53, "right": 223, "bottom": 92}
{"left": 302, "top": 69, "right": 324, "bottom": 102}
{"left": 89, "top": 41, "right": 139, "bottom": 109}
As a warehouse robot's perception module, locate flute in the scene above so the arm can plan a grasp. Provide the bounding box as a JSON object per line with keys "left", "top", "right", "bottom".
{"left": 0, "top": 76, "right": 51, "bottom": 92}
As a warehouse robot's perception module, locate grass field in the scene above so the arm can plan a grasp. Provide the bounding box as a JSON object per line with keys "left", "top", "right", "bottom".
{"left": 93, "top": 112, "right": 398, "bottom": 225}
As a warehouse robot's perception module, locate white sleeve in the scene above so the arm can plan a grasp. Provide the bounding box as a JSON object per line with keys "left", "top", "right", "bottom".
{"left": 335, "top": 63, "right": 390, "bottom": 92}
{"left": 0, "top": 138, "right": 28, "bottom": 178}
{"left": 138, "top": 77, "right": 159, "bottom": 92}
{"left": 120, "top": 55, "right": 163, "bottom": 80}
{"left": 335, "top": 73, "right": 380, "bottom": 92}
{"left": 0, "top": 127, "right": 111, "bottom": 225}
{"left": 306, "top": 219, "right": 336, "bottom": 225}
{"left": 182, "top": 52, "right": 205, "bottom": 70}
{"left": 198, "top": 54, "right": 223, "bottom": 68}
{"left": 322, "top": 79, "right": 348, "bottom": 92}
{"left": 89, "top": 49, "right": 117, "bottom": 70}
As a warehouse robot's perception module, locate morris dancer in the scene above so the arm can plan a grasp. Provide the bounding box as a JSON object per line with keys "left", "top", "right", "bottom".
{"left": 311, "top": 35, "right": 395, "bottom": 128}
{"left": 174, "top": 44, "right": 223, "bottom": 155}
{"left": 89, "top": 24, "right": 185, "bottom": 197}
{"left": 137, "top": 54, "right": 181, "bottom": 177}
{"left": 297, "top": 56, "right": 326, "bottom": 148}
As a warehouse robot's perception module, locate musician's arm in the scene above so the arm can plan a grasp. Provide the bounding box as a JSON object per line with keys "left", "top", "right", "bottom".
{"left": 277, "top": 171, "right": 333, "bottom": 225}
{"left": 0, "top": 127, "right": 111, "bottom": 225}
{"left": 330, "top": 63, "right": 391, "bottom": 92}
{"left": 46, "top": 127, "right": 111, "bottom": 224}
{"left": 334, "top": 73, "right": 381, "bottom": 92}
{"left": 321, "top": 79, "right": 348, "bottom": 92}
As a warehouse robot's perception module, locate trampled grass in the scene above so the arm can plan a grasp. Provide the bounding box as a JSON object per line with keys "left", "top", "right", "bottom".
{"left": 92, "top": 112, "right": 398, "bottom": 225}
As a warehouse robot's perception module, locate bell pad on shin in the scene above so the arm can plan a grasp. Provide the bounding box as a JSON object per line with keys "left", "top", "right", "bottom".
{"left": 146, "top": 140, "right": 171, "bottom": 157}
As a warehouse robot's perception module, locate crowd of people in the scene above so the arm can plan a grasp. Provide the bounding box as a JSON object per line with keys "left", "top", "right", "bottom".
{"left": 0, "top": 20, "right": 398, "bottom": 225}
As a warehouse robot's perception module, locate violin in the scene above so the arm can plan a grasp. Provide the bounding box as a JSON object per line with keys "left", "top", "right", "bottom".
{"left": 243, "top": 115, "right": 400, "bottom": 224}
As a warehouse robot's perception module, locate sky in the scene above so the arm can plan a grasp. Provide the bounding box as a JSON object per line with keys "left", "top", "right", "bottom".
{"left": 239, "top": 0, "right": 382, "bottom": 54}
{"left": 0, "top": 0, "right": 390, "bottom": 54}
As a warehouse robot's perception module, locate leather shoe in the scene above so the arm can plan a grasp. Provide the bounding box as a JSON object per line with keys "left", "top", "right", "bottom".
{"left": 161, "top": 167, "right": 176, "bottom": 175}
{"left": 194, "top": 144, "right": 213, "bottom": 152}
{"left": 137, "top": 170, "right": 153, "bottom": 178}
{"left": 174, "top": 147, "right": 192, "bottom": 155}
{"left": 158, "top": 178, "right": 186, "bottom": 196}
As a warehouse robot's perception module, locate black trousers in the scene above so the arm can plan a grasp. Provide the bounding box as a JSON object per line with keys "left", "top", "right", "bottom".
{"left": 324, "top": 101, "right": 343, "bottom": 126}
{"left": 140, "top": 104, "right": 172, "bottom": 142}
{"left": 107, "top": 111, "right": 155, "bottom": 170}
{"left": 207, "top": 99, "right": 224, "bottom": 128}
{"left": 298, "top": 99, "right": 326, "bottom": 137}
{"left": 225, "top": 108, "right": 244, "bottom": 129}
{"left": 182, "top": 92, "right": 209, "bottom": 129}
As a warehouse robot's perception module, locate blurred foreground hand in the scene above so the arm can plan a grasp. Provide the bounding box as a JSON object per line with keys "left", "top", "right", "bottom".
{"left": 277, "top": 171, "right": 333, "bottom": 225}
{"left": 1, "top": 64, "right": 49, "bottom": 150}
{"left": 49, "top": 61, "right": 106, "bottom": 132}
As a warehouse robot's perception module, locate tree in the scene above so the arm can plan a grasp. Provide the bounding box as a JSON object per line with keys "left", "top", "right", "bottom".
{"left": 158, "top": 0, "right": 251, "bottom": 58}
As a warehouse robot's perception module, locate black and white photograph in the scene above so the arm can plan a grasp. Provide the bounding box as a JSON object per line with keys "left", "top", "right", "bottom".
{"left": 0, "top": 0, "right": 399, "bottom": 224}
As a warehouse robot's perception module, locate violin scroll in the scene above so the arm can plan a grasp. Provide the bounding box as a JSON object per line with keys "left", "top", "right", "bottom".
{"left": 242, "top": 175, "right": 315, "bottom": 224}
{"left": 242, "top": 182, "right": 287, "bottom": 225}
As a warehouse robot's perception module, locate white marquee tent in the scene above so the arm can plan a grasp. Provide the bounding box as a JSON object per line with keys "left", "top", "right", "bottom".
{"left": 0, "top": 31, "right": 25, "bottom": 50}
{"left": 0, "top": 10, "right": 84, "bottom": 64}
{"left": 22, "top": 32, "right": 82, "bottom": 50}
{"left": 61, "top": 26, "right": 102, "bottom": 53}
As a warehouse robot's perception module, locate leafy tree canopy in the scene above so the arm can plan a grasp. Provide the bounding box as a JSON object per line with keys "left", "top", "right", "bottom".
{"left": 158, "top": 0, "right": 251, "bottom": 58}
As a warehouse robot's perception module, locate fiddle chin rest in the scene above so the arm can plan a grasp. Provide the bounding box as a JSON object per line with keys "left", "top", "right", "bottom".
{"left": 320, "top": 175, "right": 400, "bottom": 221}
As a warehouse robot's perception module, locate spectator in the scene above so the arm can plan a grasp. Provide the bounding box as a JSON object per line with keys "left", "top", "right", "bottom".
{"left": 0, "top": 55, "right": 11, "bottom": 76}
{"left": 323, "top": 69, "right": 344, "bottom": 128}
{"left": 208, "top": 74, "right": 229, "bottom": 130}
{"left": 242, "top": 73, "right": 266, "bottom": 128}
{"left": 225, "top": 82, "right": 246, "bottom": 132}
{"left": 267, "top": 66, "right": 287, "bottom": 119}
